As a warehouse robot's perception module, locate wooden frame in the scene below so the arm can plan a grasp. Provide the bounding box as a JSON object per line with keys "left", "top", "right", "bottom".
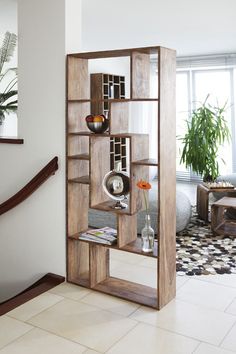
{"left": 66, "top": 46, "right": 176, "bottom": 310}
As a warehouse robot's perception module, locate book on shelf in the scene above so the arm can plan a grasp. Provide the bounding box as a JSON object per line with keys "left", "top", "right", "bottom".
{"left": 79, "top": 227, "right": 117, "bottom": 245}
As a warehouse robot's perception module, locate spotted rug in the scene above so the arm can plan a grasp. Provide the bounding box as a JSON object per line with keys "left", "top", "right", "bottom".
{"left": 176, "top": 209, "right": 236, "bottom": 276}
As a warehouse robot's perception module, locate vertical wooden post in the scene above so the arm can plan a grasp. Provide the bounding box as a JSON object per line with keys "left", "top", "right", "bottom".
{"left": 89, "top": 245, "right": 110, "bottom": 288}
{"left": 157, "top": 47, "right": 176, "bottom": 309}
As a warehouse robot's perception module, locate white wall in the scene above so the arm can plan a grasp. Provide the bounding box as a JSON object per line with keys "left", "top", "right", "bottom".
{"left": 66, "top": 0, "right": 82, "bottom": 53}
{"left": 82, "top": 0, "right": 236, "bottom": 56}
{"left": 0, "top": 0, "right": 66, "bottom": 301}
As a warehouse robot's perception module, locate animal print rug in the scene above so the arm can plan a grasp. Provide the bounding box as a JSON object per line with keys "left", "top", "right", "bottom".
{"left": 176, "top": 210, "right": 236, "bottom": 276}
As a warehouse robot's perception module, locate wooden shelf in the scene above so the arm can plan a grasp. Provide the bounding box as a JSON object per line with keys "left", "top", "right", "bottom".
{"left": 90, "top": 201, "right": 132, "bottom": 215}
{"left": 68, "top": 98, "right": 158, "bottom": 103}
{"left": 68, "top": 46, "right": 159, "bottom": 59}
{"left": 67, "top": 154, "right": 89, "bottom": 160}
{"left": 68, "top": 176, "right": 90, "bottom": 184}
{"left": 68, "top": 233, "right": 118, "bottom": 248}
{"left": 121, "top": 238, "right": 158, "bottom": 258}
{"left": 132, "top": 158, "right": 158, "bottom": 166}
{"left": 68, "top": 233, "right": 157, "bottom": 258}
{"left": 93, "top": 277, "right": 157, "bottom": 308}
{"left": 0, "top": 137, "right": 24, "bottom": 144}
{"left": 68, "top": 132, "right": 144, "bottom": 138}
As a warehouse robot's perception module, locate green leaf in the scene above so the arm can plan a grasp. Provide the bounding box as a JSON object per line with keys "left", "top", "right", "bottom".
{"left": 179, "top": 94, "right": 231, "bottom": 181}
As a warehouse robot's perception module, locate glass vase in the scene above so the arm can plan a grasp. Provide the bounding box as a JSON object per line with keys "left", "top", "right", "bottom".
{"left": 141, "top": 214, "right": 154, "bottom": 252}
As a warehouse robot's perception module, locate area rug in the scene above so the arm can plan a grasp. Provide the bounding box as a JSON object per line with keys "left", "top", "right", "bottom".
{"left": 176, "top": 209, "right": 236, "bottom": 276}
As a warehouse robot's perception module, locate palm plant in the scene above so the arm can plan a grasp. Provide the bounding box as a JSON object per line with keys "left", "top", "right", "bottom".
{"left": 0, "top": 31, "right": 17, "bottom": 125}
{"left": 180, "top": 95, "right": 231, "bottom": 181}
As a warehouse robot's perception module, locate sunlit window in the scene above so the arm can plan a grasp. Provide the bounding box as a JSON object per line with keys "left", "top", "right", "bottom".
{"left": 176, "top": 56, "right": 236, "bottom": 181}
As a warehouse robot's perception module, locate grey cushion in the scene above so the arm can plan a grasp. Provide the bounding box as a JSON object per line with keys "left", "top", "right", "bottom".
{"left": 88, "top": 190, "right": 191, "bottom": 234}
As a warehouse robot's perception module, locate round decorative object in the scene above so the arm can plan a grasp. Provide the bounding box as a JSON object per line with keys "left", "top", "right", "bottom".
{"left": 102, "top": 170, "right": 130, "bottom": 209}
{"left": 87, "top": 120, "right": 109, "bottom": 133}
{"left": 85, "top": 114, "right": 109, "bottom": 133}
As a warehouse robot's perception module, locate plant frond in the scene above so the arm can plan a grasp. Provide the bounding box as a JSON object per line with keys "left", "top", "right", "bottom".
{"left": 0, "top": 32, "right": 17, "bottom": 74}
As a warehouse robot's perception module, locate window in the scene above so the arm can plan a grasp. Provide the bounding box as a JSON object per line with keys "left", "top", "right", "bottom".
{"left": 176, "top": 54, "right": 236, "bottom": 181}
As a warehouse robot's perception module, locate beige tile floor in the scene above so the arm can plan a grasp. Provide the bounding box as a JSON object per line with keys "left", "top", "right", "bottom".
{"left": 3, "top": 183, "right": 236, "bottom": 353}
{"left": 2, "top": 250, "right": 236, "bottom": 354}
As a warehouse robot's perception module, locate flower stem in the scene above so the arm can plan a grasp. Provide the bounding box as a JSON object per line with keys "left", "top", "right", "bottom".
{"left": 143, "top": 190, "right": 148, "bottom": 215}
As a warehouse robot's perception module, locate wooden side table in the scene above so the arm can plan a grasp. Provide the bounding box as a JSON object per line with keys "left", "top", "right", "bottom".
{"left": 196, "top": 184, "right": 236, "bottom": 222}
{"left": 211, "top": 197, "right": 236, "bottom": 236}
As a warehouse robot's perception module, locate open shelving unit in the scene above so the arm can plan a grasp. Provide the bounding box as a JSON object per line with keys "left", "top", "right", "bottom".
{"left": 66, "top": 46, "right": 176, "bottom": 309}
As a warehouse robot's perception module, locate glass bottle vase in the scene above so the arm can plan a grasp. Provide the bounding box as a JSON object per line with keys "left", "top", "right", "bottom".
{"left": 141, "top": 214, "right": 154, "bottom": 252}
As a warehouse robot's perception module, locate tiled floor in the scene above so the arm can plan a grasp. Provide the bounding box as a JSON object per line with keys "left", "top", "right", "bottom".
{"left": 3, "top": 254, "right": 236, "bottom": 354}
{"left": 3, "top": 182, "right": 236, "bottom": 353}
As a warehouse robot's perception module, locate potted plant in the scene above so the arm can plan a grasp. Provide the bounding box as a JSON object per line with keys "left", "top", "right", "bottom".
{"left": 0, "top": 31, "right": 18, "bottom": 125}
{"left": 180, "top": 95, "right": 231, "bottom": 182}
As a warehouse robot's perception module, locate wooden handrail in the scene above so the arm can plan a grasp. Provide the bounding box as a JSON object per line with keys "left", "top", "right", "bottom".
{"left": 0, "top": 156, "right": 58, "bottom": 215}
{"left": 0, "top": 273, "right": 65, "bottom": 315}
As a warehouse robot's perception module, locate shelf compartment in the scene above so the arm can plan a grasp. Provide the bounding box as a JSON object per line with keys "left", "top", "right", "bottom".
{"left": 93, "top": 277, "right": 157, "bottom": 308}
{"left": 131, "top": 51, "right": 150, "bottom": 99}
{"left": 68, "top": 233, "right": 158, "bottom": 258}
{"left": 67, "top": 184, "right": 89, "bottom": 235}
{"left": 90, "top": 136, "right": 111, "bottom": 207}
{"left": 67, "top": 239, "right": 90, "bottom": 287}
{"left": 68, "top": 176, "right": 90, "bottom": 184}
{"left": 67, "top": 102, "right": 90, "bottom": 132}
{"left": 132, "top": 158, "right": 158, "bottom": 166}
{"left": 68, "top": 233, "right": 118, "bottom": 249}
{"left": 90, "top": 201, "right": 132, "bottom": 215}
{"left": 67, "top": 57, "right": 89, "bottom": 100}
{"left": 67, "top": 154, "right": 89, "bottom": 160}
{"left": 121, "top": 238, "right": 158, "bottom": 258}
{"left": 213, "top": 221, "right": 236, "bottom": 236}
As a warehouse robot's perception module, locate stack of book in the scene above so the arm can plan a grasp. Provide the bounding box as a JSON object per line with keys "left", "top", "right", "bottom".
{"left": 79, "top": 227, "right": 117, "bottom": 245}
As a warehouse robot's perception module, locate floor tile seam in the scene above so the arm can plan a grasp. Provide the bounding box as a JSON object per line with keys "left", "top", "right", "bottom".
{"left": 218, "top": 317, "right": 236, "bottom": 348}
{"left": 190, "top": 276, "right": 236, "bottom": 290}
{"left": 175, "top": 297, "right": 236, "bottom": 317}
{"left": 48, "top": 293, "right": 141, "bottom": 319}
{"left": 24, "top": 299, "right": 140, "bottom": 346}
{"left": 104, "top": 318, "right": 203, "bottom": 350}
{"left": 47, "top": 288, "right": 92, "bottom": 302}
{"left": 21, "top": 321, "right": 92, "bottom": 351}
{"left": 128, "top": 315, "right": 227, "bottom": 347}
{"left": 103, "top": 321, "right": 140, "bottom": 353}
{"left": 142, "top": 322, "right": 203, "bottom": 347}
{"left": 6, "top": 297, "right": 66, "bottom": 323}
{"left": 191, "top": 341, "right": 202, "bottom": 353}
{"left": 224, "top": 295, "right": 236, "bottom": 314}
{"left": 24, "top": 319, "right": 133, "bottom": 354}
{"left": 78, "top": 296, "right": 141, "bottom": 318}
{"left": 176, "top": 277, "right": 190, "bottom": 292}
{"left": 0, "top": 326, "right": 35, "bottom": 352}
{"left": 175, "top": 294, "right": 236, "bottom": 314}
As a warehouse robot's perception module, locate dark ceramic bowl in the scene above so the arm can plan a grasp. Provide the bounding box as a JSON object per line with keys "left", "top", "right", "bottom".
{"left": 86, "top": 119, "right": 109, "bottom": 133}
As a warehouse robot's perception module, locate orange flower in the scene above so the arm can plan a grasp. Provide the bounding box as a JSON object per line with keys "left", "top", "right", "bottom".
{"left": 137, "top": 180, "right": 151, "bottom": 190}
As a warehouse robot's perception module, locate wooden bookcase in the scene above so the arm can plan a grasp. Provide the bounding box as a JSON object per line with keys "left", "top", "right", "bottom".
{"left": 66, "top": 46, "right": 176, "bottom": 310}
